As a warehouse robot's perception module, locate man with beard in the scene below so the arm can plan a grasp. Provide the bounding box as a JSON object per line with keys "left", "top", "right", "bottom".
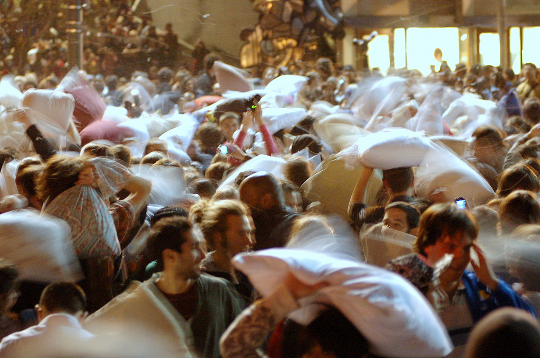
{"left": 239, "top": 173, "right": 299, "bottom": 250}
{"left": 85, "top": 217, "right": 246, "bottom": 358}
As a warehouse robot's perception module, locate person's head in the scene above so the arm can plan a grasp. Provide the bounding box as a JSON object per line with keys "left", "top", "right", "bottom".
{"left": 281, "top": 180, "right": 303, "bottom": 213}
{"left": 382, "top": 167, "right": 414, "bottom": 196}
{"left": 471, "top": 125, "right": 506, "bottom": 166}
{"left": 465, "top": 308, "right": 540, "bottom": 358}
{"left": 36, "top": 155, "right": 86, "bottom": 202}
{"left": 239, "top": 172, "right": 285, "bottom": 212}
{"left": 144, "top": 138, "right": 169, "bottom": 156}
{"left": 110, "top": 144, "right": 131, "bottom": 166}
{"left": 282, "top": 305, "right": 370, "bottom": 358}
{"left": 522, "top": 100, "right": 540, "bottom": 126}
{"left": 290, "top": 134, "right": 322, "bottom": 155}
{"left": 504, "top": 116, "right": 530, "bottom": 136}
{"left": 497, "top": 164, "right": 540, "bottom": 197}
{"left": 234, "top": 170, "right": 257, "bottom": 187}
{"left": 0, "top": 260, "right": 18, "bottom": 314}
{"left": 383, "top": 201, "right": 420, "bottom": 235}
{"left": 141, "top": 150, "right": 168, "bottom": 165}
{"left": 37, "top": 282, "right": 87, "bottom": 322}
{"left": 413, "top": 203, "right": 478, "bottom": 273}
{"left": 522, "top": 63, "right": 538, "bottom": 82}
{"left": 81, "top": 142, "right": 113, "bottom": 158}
{"left": 219, "top": 112, "right": 240, "bottom": 142}
{"left": 498, "top": 190, "right": 540, "bottom": 235}
{"left": 205, "top": 162, "right": 231, "bottom": 183}
{"left": 195, "top": 122, "right": 223, "bottom": 153}
{"left": 199, "top": 199, "right": 253, "bottom": 258}
{"left": 283, "top": 156, "right": 312, "bottom": 188}
{"left": 16, "top": 164, "right": 43, "bottom": 199}
{"left": 189, "top": 178, "right": 217, "bottom": 199}
{"left": 146, "top": 216, "right": 204, "bottom": 278}
{"left": 204, "top": 53, "right": 221, "bottom": 74}
{"left": 150, "top": 205, "right": 189, "bottom": 226}
{"left": 471, "top": 205, "right": 499, "bottom": 239}
{"left": 212, "top": 186, "right": 239, "bottom": 201}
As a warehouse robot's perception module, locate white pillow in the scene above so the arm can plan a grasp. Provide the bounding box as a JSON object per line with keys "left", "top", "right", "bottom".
{"left": 102, "top": 105, "right": 129, "bottom": 124}
{"left": 0, "top": 209, "right": 82, "bottom": 282}
{"left": 131, "top": 165, "right": 186, "bottom": 206}
{"left": 214, "top": 61, "right": 254, "bottom": 93}
{"left": 159, "top": 113, "right": 200, "bottom": 153}
{"left": 22, "top": 89, "right": 75, "bottom": 134}
{"left": 262, "top": 107, "right": 307, "bottom": 134}
{"left": 405, "top": 87, "right": 444, "bottom": 135}
{"left": 350, "top": 127, "right": 433, "bottom": 169}
{"left": 301, "top": 155, "right": 382, "bottom": 219}
{"left": 314, "top": 113, "right": 367, "bottom": 153}
{"left": 414, "top": 143, "right": 496, "bottom": 207}
{"left": 218, "top": 155, "right": 286, "bottom": 190}
{"left": 0, "top": 75, "right": 22, "bottom": 107}
{"left": 264, "top": 75, "right": 308, "bottom": 99}
{"left": 233, "top": 249, "right": 452, "bottom": 358}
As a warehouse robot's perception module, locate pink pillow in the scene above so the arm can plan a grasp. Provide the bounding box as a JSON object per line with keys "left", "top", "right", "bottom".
{"left": 80, "top": 120, "right": 133, "bottom": 145}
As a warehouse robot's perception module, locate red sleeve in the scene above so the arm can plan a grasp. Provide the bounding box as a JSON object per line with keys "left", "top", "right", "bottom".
{"left": 259, "top": 124, "right": 280, "bottom": 155}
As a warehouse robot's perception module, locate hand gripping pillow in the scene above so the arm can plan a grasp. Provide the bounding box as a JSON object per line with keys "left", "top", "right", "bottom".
{"left": 0, "top": 209, "right": 82, "bottom": 282}
{"left": 352, "top": 127, "right": 433, "bottom": 169}
{"left": 301, "top": 155, "right": 382, "bottom": 219}
{"left": 233, "top": 249, "right": 452, "bottom": 358}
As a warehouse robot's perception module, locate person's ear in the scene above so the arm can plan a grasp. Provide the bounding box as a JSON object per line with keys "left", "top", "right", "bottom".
{"left": 409, "top": 227, "right": 419, "bottom": 237}
{"left": 213, "top": 232, "right": 223, "bottom": 251}
{"left": 260, "top": 193, "right": 274, "bottom": 208}
{"left": 36, "top": 304, "right": 44, "bottom": 322}
{"left": 76, "top": 311, "right": 88, "bottom": 324}
{"left": 163, "top": 248, "right": 178, "bottom": 264}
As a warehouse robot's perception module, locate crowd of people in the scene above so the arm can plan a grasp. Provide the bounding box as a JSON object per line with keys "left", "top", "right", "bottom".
{"left": 1, "top": 1, "right": 540, "bottom": 358}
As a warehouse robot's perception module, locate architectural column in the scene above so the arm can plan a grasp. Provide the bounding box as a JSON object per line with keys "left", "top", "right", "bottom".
{"left": 66, "top": 0, "right": 83, "bottom": 69}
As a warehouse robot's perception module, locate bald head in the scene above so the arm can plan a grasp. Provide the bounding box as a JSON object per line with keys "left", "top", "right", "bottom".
{"left": 239, "top": 172, "right": 285, "bottom": 210}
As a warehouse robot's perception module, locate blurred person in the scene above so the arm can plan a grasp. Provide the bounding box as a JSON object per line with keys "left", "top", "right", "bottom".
{"left": 496, "top": 163, "right": 539, "bottom": 198}
{"left": 283, "top": 156, "right": 312, "bottom": 188}
{"left": 281, "top": 180, "right": 304, "bottom": 213}
{"left": 195, "top": 53, "right": 221, "bottom": 98}
{"left": 516, "top": 63, "right": 540, "bottom": 102}
{"left": 239, "top": 172, "right": 299, "bottom": 250}
{"left": 219, "top": 112, "right": 240, "bottom": 143}
{"left": 87, "top": 217, "right": 245, "bottom": 358}
{"left": 465, "top": 308, "right": 540, "bottom": 358}
{"left": 0, "top": 261, "right": 21, "bottom": 341}
{"left": 144, "top": 138, "right": 169, "bottom": 156}
{"left": 199, "top": 199, "right": 255, "bottom": 299}
{"left": 220, "top": 274, "right": 370, "bottom": 358}
{"left": 0, "top": 282, "right": 91, "bottom": 358}
{"left": 498, "top": 190, "right": 540, "bottom": 236}
{"left": 388, "top": 203, "right": 536, "bottom": 356}
{"left": 349, "top": 167, "right": 415, "bottom": 231}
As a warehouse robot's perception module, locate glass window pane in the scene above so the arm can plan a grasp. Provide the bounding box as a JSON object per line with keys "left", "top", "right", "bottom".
{"left": 394, "top": 28, "right": 406, "bottom": 69}
{"left": 406, "top": 28, "right": 459, "bottom": 76}
{"left": 368, "top": 35, "right": 390, "bottom": 74}
{"left": 479, "top": 33, "right": 500, "bottom": 66}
